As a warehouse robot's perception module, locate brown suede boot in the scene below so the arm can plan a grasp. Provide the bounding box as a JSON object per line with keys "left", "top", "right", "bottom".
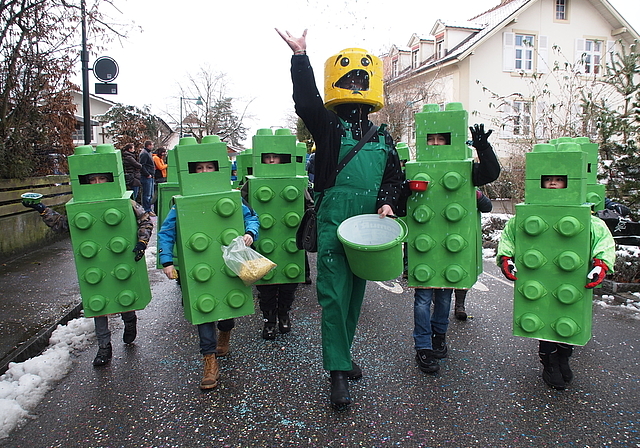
{"left": 216, "top": 330, "right": 232, "bottom": 357}
{"left": 200, "top": 354, "right": 220, "bottom": 390}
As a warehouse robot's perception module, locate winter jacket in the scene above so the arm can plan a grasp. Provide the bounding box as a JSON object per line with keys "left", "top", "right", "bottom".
{"left": 157, "top": 203, "right": 260, "bottom": 266}
{"left": 122, "top": 150, "right": 142, "bottom": 188}
{"left": 139, "top": 148, "right": 155, "bottom": 178}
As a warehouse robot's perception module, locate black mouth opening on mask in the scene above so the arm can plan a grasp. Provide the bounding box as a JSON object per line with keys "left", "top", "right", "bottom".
{"left": 334, "top": 70, "right": 370, "bottom": 91}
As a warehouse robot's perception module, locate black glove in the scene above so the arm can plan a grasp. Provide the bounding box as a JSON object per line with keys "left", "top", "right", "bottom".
{"left": 22, "top": 200, "right": 46, "bottom": 213}
{"left": 469, "top": 124, "right": 493, "bottom": 151}
{"left": 133, "top": 241, "right": 147, "bottom": 262}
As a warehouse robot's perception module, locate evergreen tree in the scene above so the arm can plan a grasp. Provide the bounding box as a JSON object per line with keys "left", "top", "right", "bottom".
{"left": 584, "top": 40, "right": 640, "bottom": 210}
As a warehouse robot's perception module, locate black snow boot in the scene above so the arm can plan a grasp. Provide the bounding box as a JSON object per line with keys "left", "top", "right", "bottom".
{"left": 454, "top": 290, "right": 467, "bottom": 321}
{"left": 432, "top": 333, "right": 448, "bottom": 359}
{"left": 539, "top": 351, "right": 565, "bottom": 390}
{"left": 416, "top": 349, "right": 440, "bottom": 374}
{"left": 93, "top": 343, "right": 112, "bottom": 367}
{"left": 262, "top": 310, "right": 277, "bottom": 340}
{"left": 277, "top": 312, "right": 291, "bottom": 334}
{"left": 123, "top": 315, "right": 137, "bottom": 344}
{"left": 556, "top": 344, "right": 574, "bottom": 384}
{"left": 329, "top": 371, "right": 351, "bottom": 410}
{"left": 346, "top": 361, "right": 362, "bottom": 381}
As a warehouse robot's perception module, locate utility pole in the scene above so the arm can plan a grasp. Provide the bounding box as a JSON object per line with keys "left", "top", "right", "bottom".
{"left": 81, "top": 0, "right": 91, "bottom": 145}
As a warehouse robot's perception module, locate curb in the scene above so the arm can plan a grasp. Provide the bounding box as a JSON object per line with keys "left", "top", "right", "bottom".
{"left": 0, "top": 302, "right": 83, "bottom": 375}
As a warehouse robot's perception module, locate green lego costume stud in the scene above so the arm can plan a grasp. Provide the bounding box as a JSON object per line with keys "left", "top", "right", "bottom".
{"left": 513, "top": 142, "right": 593, "bottom": 345}
{"left": 245, "top": 128, "right": 307, "bottom": 284}
{"left": 405, "top": 103, "right": 480, "bottom": 289}
{"left": 65, "top": 144, "right": 152, "bottom": 318}
{"left": 172, "top": 135, "right": 254, "bottom": 324}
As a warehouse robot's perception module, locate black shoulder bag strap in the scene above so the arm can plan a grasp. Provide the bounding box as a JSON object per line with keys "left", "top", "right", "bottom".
{"left": 315, "top": 125, "right": 379, "bottom": 211}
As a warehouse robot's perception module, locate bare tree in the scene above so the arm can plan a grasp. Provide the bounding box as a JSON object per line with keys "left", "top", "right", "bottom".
{"left": 174, "top": 66, "right": 252, "bottom": 147}
{"left": 0, "top": 0, "right": 127, "bottom": 178}
{"left": 375, "top": 66, "right": 447, "bottom": 151}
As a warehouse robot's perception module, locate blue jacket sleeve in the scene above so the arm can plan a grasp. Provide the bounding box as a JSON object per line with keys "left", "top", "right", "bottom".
{"left": 157, "top": 206, "right": 177, "bottom": 266}
{"left": 242, "top": 203, "right": 260, "bottom": 241}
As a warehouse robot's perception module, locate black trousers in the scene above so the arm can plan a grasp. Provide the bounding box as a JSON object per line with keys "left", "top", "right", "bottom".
{"left": 256, "top": 283, "right": 298, "bottom": 314}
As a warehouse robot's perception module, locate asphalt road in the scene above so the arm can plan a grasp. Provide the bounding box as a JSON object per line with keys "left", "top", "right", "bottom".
{"left": 2, "top": 252, "right": 639, "bottom": 447}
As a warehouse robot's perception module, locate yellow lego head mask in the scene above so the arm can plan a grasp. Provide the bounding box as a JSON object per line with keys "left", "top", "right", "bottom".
{"left": 324, "top": 48, "right": 384, "bottom": 113}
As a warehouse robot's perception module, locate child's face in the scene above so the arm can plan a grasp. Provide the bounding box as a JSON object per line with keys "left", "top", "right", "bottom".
{"left": 427, "top": 134, "right": 448, "bottom": 146}
{"left": 88, "top": 175, "right": 109, "bottom": 184}
{"left": 195, "top": 162, "right": 217, "bottom": 173}
{"left": 262, "top": 153, "right": 281, "bottom": 164}
{"left": 542, "top": 175, "right": 567, "bottom": 189}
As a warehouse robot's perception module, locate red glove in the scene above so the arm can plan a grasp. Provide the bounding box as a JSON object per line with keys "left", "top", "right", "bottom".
{"left": 585, "top": 258, "right": 608, "bottom": 289}
{"left": 500, "top": 256, "right": 518, "bottom": 281}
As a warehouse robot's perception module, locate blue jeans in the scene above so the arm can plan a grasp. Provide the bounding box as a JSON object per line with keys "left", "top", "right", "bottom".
{"left": 413, "top": 288, "right": 453, "bottom": 350}
{"left": 141, "top": 176, "right": 154, "bottom": 212}
{"left": 131, "top": 186, "right": 140, "bottom": 203}
{"left": 197, "top": 319, "right": 235, "bottom": 355}
{"left": 94, "top": 311, "right": 136, "bottom": 347}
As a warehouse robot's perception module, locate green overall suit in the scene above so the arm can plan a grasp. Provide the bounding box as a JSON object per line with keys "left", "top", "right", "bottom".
{"left": 316, "top": 122, "right": 390, "bottom": 371}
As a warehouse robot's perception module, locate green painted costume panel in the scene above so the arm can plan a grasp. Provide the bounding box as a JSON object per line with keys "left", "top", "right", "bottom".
{"left": 173, "top": 191, "right": 254, "bottom": 325}
{"left": 513, "top": 204, "right": 593, "bottom": 345}
{"left": 405, "top": 160, "right": 478, "bottom": 288}
{"left": 66, "top": 195, "right": 152, "bottom": 317}
{"left": 246, "top": 176, "right": 307, "bottom": 284}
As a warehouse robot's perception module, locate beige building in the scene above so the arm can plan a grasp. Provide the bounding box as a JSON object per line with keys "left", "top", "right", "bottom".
{"left": 71, "top": 91, "right": 117, "bottom": 146}
{"left": 382, "top": 0, "right": 639, "bottom": 158}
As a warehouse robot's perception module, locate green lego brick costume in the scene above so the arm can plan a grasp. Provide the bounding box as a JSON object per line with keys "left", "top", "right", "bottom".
{"left": 496, "top": 141, "right": 616, "bottom": 346}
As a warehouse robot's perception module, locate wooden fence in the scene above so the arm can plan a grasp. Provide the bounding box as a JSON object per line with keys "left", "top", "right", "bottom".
{"left": 0, "top": 176, "right": 72, "bottom": 259}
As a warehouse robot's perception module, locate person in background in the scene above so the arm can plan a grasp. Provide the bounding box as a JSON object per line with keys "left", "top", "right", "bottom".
{"left": 153, "top": 147, "right": 168, "bottom": 211}
{"left": 158, "top": 161, "right": 260, "bottom": 390}
{"left": 22, "top": 173, "right": 153, "bottom": 367}
{"left": 306, "top": 151, "right": 315, "bottom": 185}
{"left": 122, "top": 143, "right": 142, "bottom": 202}
{"left": 139, "top": 140, "right": 156, "bottom": 215}
{"left": 153, "top": 148, "right": 168, "bottom": 184}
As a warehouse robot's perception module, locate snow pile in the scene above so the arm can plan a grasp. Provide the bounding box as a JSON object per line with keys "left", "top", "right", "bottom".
{"left": 0, "top": 318, "right": 94, "bottom": 438}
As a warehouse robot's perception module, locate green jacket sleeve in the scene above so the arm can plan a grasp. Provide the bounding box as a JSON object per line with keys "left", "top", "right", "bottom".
{"left": 495, "top": 217, "right": 516, "bottom": 265}
{"left": 590, "top": 215, "right": 616, "bottom": 273}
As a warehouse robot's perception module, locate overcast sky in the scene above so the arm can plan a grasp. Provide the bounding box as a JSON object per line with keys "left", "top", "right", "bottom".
{"left": 89, "top": 0, "right": 640, "bottom": 146}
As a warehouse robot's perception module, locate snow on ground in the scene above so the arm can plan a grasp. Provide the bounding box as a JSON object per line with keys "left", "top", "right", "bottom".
{"left": 0, "top": 318, "right": 95, "bottom": 439}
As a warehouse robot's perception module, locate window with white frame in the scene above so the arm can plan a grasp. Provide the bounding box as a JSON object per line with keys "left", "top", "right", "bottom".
{"left": 555, "top": 0, "right": 567, "bottom": 20}
{"left": 584, "top": 39, "right": 602, "bottom": 74}
{"left": 436, "top": 39, "right": 444, "bottom": 59}
{"left": 503, "top": 32, "right": 548, "bottom": 73}
{"left": 72, "top": 123, "right": 93, "bottom": 142}
{"left": 512, "top": 100, "right": 532, "bottom": 136}
{"left": 501, "top": 100, "right": 532, "bottom": 138}
{"left": 392, "top": 59, "right": 398, "bottom": 78}
{"left": 412, "top": 49, "right": 419, "bottom": 68}
{"left": 515, "top": 34, "right": 535, "bottom": 71}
